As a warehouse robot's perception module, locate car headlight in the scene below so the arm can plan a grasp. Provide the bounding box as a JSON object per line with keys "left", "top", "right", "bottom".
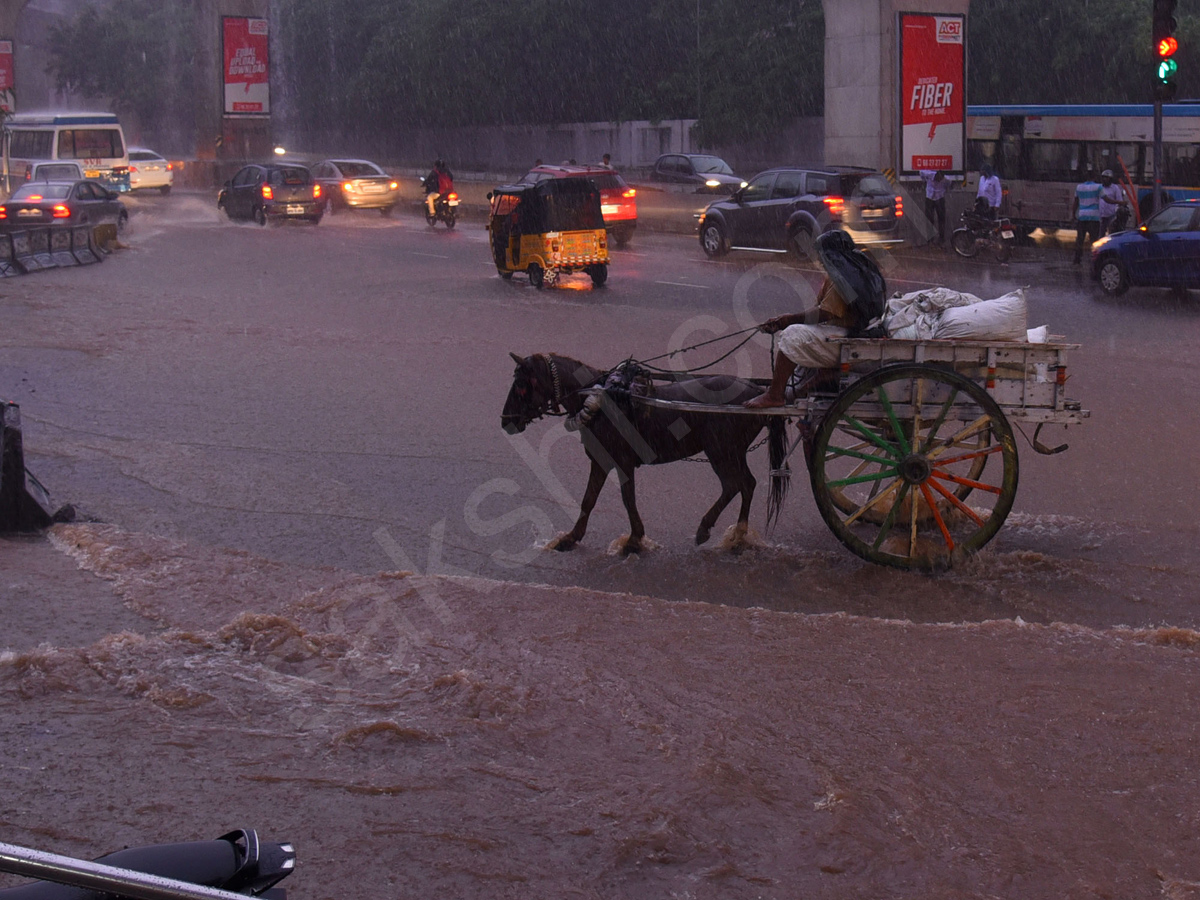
{"left": 705, "top": 179, "right": 721, "bottom": 188}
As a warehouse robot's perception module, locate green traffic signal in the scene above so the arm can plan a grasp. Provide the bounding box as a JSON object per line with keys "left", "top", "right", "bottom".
{"left": 1158, "top": 57, "right": 1179, "bottom": 82}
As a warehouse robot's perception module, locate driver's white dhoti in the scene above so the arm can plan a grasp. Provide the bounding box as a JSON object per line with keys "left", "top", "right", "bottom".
{"left": 776, "top": 323, "right": 848, "bottom": 368}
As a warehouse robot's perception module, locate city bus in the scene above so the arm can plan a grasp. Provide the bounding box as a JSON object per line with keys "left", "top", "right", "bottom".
{"left": 3, "top": 112, "right": 130, "bottom": 194}
{"left": 966, "top": 103, "right": 1200, "bottom": 232}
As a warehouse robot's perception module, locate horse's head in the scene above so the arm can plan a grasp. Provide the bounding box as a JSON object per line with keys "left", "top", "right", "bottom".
{"left": 502, "top": 352, "right": 555, "bottom": 434}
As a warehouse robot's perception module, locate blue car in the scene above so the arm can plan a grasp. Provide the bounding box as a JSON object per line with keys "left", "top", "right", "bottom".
{"left": 1091, "top": 199, "right": 1200, "bottom": 295}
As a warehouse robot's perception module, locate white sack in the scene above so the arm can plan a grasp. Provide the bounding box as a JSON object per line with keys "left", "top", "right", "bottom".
{"left": 884, "top": 288, "right": 983, "bottom": 340}
{"left": 933, "top": 288, "right": 1028, "bottom": 341}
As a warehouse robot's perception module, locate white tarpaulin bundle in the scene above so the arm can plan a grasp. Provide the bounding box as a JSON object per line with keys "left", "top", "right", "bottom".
{"left": 884, "top": 287, "right": 1029, "bottom": 342}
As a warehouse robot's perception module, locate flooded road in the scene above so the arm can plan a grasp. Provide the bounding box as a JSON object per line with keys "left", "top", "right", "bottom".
{"left": 2, "top": 195, "right": 1199, "bottom": 898}
{"left": 3, "top": 195, "right": 1196, "bottom": 629}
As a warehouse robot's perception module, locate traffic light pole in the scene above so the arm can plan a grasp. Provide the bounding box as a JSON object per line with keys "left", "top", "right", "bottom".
{"left": 1153, "top": 99, "right": 1164, "bottom": 215}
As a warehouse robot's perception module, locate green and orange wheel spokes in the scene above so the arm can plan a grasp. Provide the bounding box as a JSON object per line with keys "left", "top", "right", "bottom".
{"left": 810, "top": 364, "right": 1019, "bottom": 570}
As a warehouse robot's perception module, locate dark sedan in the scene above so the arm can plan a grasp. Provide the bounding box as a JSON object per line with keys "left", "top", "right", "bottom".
{"left": 649, "top": 153, "right": 745, "bottom": 194}
{"left": 311, "top": 159, "right": 399, "bottom": 216}
{"left": 1091, "top": 199, "right": 1200, "bottom": 295}
{"left": 218, "top": 164, "right": 323, "bottom": 225}
{"left": 0, "top": 180, "right": 128, "bottom": 232}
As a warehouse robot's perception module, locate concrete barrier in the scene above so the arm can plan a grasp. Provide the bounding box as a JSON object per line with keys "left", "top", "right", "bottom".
{"left": 50, "top": 228, "right": 77, "bottom": 266}
{"left": 10, "top": 230, "right": 39, "bottom": 272}
{"left": 0, "top": 234, "right": 19, "bottom": 277}
{"left": 0, "top": 401, "right": 67, "bottom": 532}
{"left": 28, "top": 228, "right": 56, "bottom": 269}
{"left": 72, "top": 225, "right": 100, "bottom": 264}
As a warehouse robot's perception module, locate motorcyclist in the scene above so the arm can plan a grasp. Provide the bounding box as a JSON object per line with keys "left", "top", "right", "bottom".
{"left": 424, "top": 159, "right": 454, "bottom": 216}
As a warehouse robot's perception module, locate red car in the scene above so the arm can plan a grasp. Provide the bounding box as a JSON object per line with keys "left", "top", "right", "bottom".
{"left": 522, "top": 164, "right": 637, "bottom": 247}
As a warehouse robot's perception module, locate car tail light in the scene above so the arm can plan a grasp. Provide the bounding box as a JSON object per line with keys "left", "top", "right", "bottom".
{"left": 22, "top": 166, "right": 30, "bottom": 181}
{"left": 313, "top": 183, "right": 322, "bottom": 198}
{"left": 823, "top": 196, "right": 845, "bottom": 217}
{"left": 622, "top": 188, "right": 636, "bottom": 198}
{"left": 129, "top": 165, "right": 139, "bottom": 174}
{"left": 27, "top": 194, "right": 43, "bottom": 201}
{"left": 894, "top": 195, "right": 903, "bottom": 217}
{"left": 0, "top": 207, "right": 7, "bottom": 219}
{"left": 262, "top": 184, "right": 273, "bottom": 199}
{"left": 52, "top": 204, "right": 70, "bottom": 218}
{"left": 389, "top": 181, "right": 399, "bottom": 190}
{"left": 448, "top": 192, "right": 458, "bottom": 201}
{"left": 167, "top": 162, "right": 174, "bottom": 170}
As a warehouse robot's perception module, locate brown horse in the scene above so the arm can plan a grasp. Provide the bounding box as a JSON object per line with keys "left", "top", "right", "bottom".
{"left": 501, "top": 353, "right": 787, "bottom": 553}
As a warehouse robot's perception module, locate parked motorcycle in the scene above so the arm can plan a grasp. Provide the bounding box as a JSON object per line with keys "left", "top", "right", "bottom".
{"left": 419, "top": 176, "right": 458, "bottom": 229}
{"left": 0, "top": 829, "right": 295, "bottom": 900}
{"left": 951, "top": 200, "right": 1015, "bottom": 262}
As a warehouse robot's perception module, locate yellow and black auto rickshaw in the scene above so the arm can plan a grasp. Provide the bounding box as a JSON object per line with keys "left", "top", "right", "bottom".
{"left": 487, "top": 177, "right": 609, "bottom": 288}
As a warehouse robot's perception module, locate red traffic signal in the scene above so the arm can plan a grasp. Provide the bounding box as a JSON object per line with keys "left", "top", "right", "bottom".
{"left": 1159, "top": 36, "right": 1179, "bottom": 58}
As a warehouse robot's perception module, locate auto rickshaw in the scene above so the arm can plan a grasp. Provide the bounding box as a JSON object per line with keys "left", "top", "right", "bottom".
{"left": 487, "top": 177, "right": 609, "bottom": 288}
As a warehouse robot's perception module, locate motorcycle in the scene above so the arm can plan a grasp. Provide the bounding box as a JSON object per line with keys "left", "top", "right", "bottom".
{"left": 419, "top": 176, "right": 458, "bottom": 229}
{"left": 950, "top": 200, "right": 1015, "bottom": 262}
{"left": 0, "top": 829, "right": 295, "bottom": 900}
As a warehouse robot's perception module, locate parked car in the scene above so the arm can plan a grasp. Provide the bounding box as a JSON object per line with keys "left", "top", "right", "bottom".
{"left": 521, "top": 164, "right": 637, "bottom": 246}
{"left": 696, "top": 166, "right": 904, "bottom": 259}
{"left": 0, "top": 179, "right": 127, "bottom": 232}
{"left": 1091, "top": 199, "right": 1200, "bottom": 295}
{"left": 128, "top": 147, "right": 174, "bottom": 194}
{"left": 310, "top": 159, "right": 399, "bottom": 216}
{"left": 217, "top": 164, "right": 323, "bottom": 225}
{"left": 649, "top": 153, "right": 745, "bottom": 193}
{"left": 19, "top": 160, "right": 84, "bottom": 185}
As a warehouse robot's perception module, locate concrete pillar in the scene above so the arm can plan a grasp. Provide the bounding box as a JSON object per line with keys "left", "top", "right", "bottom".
{"left": 194, "top": 0, "right": 270, "bottom": 171}
{"left": 822, "top": 0, "right": 969, "bottom": 171}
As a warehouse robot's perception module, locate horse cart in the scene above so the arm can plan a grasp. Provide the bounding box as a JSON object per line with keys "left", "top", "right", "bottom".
{"left": 631, "top": 336, "right": 1089, "bottom": 570}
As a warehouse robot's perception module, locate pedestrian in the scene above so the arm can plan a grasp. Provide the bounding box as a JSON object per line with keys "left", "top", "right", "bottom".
{"left": 919, "top": 169, "right": 948, "bottom": 247}
{"left": 976, "top": 163, "right": 1002, "bottom": 220}
{"left": 1098, "top": 169, "right": 1124, "bottom": 235}
{"left": 1072, "top": 167, "right": 1102, "bottom": 265}
{"left": 601, "top": 153, "right": 613, "bottom": 169}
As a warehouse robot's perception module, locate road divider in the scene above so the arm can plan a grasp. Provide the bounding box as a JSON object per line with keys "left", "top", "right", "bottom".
{"left": 0, "top": 401, "right": 72, "bottom": 532}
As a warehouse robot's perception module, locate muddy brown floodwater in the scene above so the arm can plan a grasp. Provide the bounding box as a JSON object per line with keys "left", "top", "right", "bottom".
{"left": 2, "top": 524, "right": 1199, "bottom": 900}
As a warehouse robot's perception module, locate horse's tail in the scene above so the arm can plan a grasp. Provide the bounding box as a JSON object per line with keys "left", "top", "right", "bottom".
{"left": 765, "top": 417, "right": 790, "bottom": 531}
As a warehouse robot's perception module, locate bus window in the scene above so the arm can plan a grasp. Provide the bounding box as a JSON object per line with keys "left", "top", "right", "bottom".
{"left": 9, "top": 130, "right": 52, "bottom": 159}
{"left": 1163, "top": 144, "right": 1200, "bottom": 186}
{"left": 1025, "top": 141, "right": 1080, "bottom": 182}
{"left": 56, "top": 128, "right": 124, "bottom": 160}
{"left": 967, "top": 140, "right": 997, "bottom": 174}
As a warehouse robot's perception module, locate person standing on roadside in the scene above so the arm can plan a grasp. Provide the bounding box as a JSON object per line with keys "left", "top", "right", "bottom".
{"left": 1098, "top": 169, "right": 1125, "bottom": 235}
{"left": 976, "top": 163, "right": 1002, "bottom": 220}
{"left": 1072, "top": 167, "right": 1102, "bottom": 265}
{"left": 919, "top": 169, "right": 948, "bottom": 247}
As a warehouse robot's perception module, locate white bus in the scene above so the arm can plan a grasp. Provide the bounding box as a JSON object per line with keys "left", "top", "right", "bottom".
{"left": 967, "top": 103, "right": 1200, "bottom": 232}
{"left": 4, "top": 112, "right": 130, "bottom": 193}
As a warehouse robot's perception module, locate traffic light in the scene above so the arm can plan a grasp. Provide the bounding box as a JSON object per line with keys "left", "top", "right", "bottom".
{"left": 1154, "top": 0, "right": 1179, "bottom": 102}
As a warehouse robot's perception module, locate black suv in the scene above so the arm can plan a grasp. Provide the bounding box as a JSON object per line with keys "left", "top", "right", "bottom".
{"left": 697, "top": 166, "right": 902, "bottom": 258}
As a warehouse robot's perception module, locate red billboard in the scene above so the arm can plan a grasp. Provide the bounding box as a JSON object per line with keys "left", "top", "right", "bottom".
{"left": 898, "top": 13, "right": 965, "bottom": 173}
{"left": 223, "top": 17, "right": 269, "bottom": 115}
{"left": 0, "top": 40, "right": 13, "bottom": 113}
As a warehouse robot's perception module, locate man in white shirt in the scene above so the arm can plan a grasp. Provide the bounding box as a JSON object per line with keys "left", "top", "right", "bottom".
{"left": 976, "top": 163, "right": 1002, "bottom": 220}
{"left": 919, "top": 169, "right": 948, "bottom": 247}
{"left": 1098, "top": 169, "right": 1125, "bottom": 235}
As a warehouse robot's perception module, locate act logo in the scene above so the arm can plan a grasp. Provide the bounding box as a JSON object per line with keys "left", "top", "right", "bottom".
{"left": 936, "top": 17, "right": 963, "bottom": 43}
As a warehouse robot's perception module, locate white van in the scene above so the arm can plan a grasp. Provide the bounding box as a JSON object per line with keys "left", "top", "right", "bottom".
{"left": 4, "top": 112, "right": 129, "bottom": 193}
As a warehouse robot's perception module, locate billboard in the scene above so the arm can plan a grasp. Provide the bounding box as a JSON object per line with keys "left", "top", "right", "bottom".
{"left": 898, "top": 13, "right": 965, "bottom": 173}
{"left": 222, "top": 17, "right": 269, "bottom": 115}
{"left": 0, "top": 41, "right": 14, "bottom": 113}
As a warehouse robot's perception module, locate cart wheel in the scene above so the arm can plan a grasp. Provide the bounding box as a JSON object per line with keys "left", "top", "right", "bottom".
{"left": 527, "top": 263, "right": 545, "bottom": 289}
{"left": 810, "top": 364, "right": 1019, "bottom": 571}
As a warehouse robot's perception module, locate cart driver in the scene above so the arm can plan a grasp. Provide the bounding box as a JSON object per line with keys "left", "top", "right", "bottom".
{"left": 744, "top": 230, "right": 886, "bottom": 409}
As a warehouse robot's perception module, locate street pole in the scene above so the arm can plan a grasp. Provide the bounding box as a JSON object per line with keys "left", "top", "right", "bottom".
{"left": 1153, "top": 98, "right": 1163, "bottom": 214}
